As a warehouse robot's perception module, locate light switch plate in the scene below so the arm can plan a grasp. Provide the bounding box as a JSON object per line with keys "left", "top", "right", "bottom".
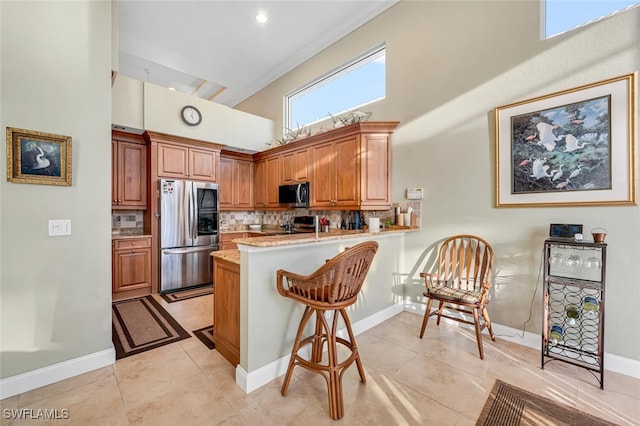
{"left": 48, "top": 220, "right": 71, "bottom": 236}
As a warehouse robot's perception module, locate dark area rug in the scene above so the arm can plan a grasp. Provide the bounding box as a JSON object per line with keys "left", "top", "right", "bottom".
{"left": 477, "top": 379, "right": 616, "bottom": 426}
{"left": 112, "top": 295, "right": 191, "bottom": 360}
{"left": 159, "top": 285, "right": 213, "bottom": 303}
{"left": 193, "top": 325, "right": 215, "bottom": 350}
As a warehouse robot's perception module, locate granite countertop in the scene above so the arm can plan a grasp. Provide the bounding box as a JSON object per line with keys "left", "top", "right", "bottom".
{"left": 232, "top": 226, "right": 418, "bottom": 248}
{"left": 112, "top": 234, "right": 152, "bottom": 240}
{"left": 211, "top": 249, "right": 240, "bottom": 264}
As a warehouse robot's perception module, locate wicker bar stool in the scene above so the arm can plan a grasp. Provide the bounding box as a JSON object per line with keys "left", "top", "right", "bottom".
{"left": 276, "top": 241, "right": 379, "bottom": 420}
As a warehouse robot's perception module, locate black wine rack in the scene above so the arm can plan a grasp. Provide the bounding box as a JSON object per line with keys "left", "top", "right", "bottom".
{"left": 541, "top": 238, "right": 606, "bottom": 389}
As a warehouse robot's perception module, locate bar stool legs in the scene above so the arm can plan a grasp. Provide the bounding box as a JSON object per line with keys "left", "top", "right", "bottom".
{"left": 281, "top": 306, "right": 365, "bottom": 420}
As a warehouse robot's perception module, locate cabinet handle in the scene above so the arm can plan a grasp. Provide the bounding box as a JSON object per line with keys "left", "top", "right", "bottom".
{"left": 131, "top": 242, "right": 136, "bottom": 245}
{"left": 131, "top": 250, "right": 136, "bottom": 253}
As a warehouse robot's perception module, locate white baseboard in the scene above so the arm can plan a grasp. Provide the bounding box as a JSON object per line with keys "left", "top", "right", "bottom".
{"left": 0, "top": 348, "right": 116, "bottom": 400}
{"left": 236, "top": 302, "right": 403, "bottom": 393}
{"left": 403, "top": 300, "right": 640, "bottom": 380}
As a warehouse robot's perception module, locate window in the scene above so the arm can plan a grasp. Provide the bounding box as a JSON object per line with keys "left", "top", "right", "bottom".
{"left": 285, "top": 45, "right": 385, "bottom": 130}
{"left": 544, "top": 0, "right": 639, "bottom": 39}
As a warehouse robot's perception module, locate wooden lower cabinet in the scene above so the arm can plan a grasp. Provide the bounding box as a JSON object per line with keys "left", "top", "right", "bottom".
{"left": 220, "top": 232, "right": 244, "bottom": 250}
{"left": 112, "top": 237, "right": 152, "bottom": 300}
{"left": 213, "top": 257, "right": 240, "bottom": 366}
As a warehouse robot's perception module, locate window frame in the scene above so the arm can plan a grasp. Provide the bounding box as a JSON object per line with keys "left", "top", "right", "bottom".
{"left": 284, "top": 44, "right": 386, "bottom": 131}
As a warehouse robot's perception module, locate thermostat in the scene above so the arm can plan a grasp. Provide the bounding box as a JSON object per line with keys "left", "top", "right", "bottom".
{"left": 406, "top": 188, "right": 424, "bottom": 200}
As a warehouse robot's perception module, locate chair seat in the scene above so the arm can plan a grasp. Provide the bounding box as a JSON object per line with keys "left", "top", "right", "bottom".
{"left": 426, "top": 286, "right": 482, "bottom": 304}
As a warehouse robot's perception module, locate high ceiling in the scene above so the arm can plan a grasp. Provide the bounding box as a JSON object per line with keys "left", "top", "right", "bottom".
{"left": 117, "top": 1, "right": 398, "bottom": 108}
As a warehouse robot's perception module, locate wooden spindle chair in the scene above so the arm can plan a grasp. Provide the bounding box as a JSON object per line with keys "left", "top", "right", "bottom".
{"left": 419, "top": 235, "right": 495, "bottom": 359}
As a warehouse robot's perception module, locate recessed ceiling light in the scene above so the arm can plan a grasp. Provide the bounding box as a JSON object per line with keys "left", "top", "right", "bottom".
{"left": 168, "top": 87, "right": 176, "bottom": 91}
{"left": 255, "top": 13, "right": 267, "bottom": 23}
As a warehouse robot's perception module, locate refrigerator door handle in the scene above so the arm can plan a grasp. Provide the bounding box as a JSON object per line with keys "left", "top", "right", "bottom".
{"left": 189, "top": 182, "right": 196, "bottom": 241}
{"left": 162, "top": 246, "right": 219, "bottom": 255}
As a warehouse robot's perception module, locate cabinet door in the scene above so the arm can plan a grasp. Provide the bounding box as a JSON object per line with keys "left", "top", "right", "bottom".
{"left": 214, "top": 260, "right": 240, "bottom": 366}
{"left": 282, "top": 149, "right": 310, "bottom": 184}
{"left": 116, "top": 141, "right": 147, "bottom": 208}
{"left": 265, "top": 156, "right": 281, "bottom": 206}
{"left": 113, "top": 247, "right": 151, "bottom": 292}
{"left": 235, "top": 159, "right": 254, "bottom": 208}
{"left": 111, "top": 141, "right": 118, "bottom": 206}
{"left": 157, "top": 143, "right": 189, "bottom": 178}
{"left": 334, "top": 136, "right": 359, "bottom": 206}
{"left": 189, "top": 148, "right": 219, "bottom": 182}
{"left": 219, "top": 157, "right": 234, "bottom": 208}
{"left": 360, "top": 133, "right": 390, "bottom": 209}
{"left": 311, "top": 142, "right": 335, "bottom": 207}
{"left": 254, "top": 160, "right": 266, "bottom": 207}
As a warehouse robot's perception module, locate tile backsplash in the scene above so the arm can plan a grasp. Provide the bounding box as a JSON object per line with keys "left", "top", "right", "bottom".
{"left": 112, "top": 210, "right": 144, "bottom": 235}
{"left": 220, "top": 202, "right": 421, "bottom": 230}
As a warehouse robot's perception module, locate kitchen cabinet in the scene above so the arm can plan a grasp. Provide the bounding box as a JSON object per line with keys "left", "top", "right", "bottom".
{"left": 311, "top": 136, "right": 359, "bottom": 208}
{"left": 219, "top": 153, "right": 254, "bottom": 210}
{"left": 253, "top": 156, "right": 282, "bottom": 209}
{"left": 542, "top": 238, "right": 606, "bottom": 388}
{"left": 213, "top": 256, "right": 240, "bottom": 366}
{"left": 220, "top": 232, "right": 262, "bottom": 250}
{"left": 220, "top": 232, "right": 244, "bottom": 251}
{"left": 281, "top": 148, "right": 310, "bottom": 184}
{"left": 254, "top": 122, "right": 398, "bottom": 211}
{"left": 112, "top": 131, "right": 147, "bottom": 209}
{"left": 157, "top": 141, "right": 220, "bottom": 182}
{"left": 112, "top": 237, "right": 152, "bottom": 300}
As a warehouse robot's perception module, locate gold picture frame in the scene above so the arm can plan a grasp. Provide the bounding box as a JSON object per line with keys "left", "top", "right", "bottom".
{"left": 6, "top": 127, "right": 72, "bottom": 186}
{"left": 494, "top": 72, "right": 637, "bottom": 207}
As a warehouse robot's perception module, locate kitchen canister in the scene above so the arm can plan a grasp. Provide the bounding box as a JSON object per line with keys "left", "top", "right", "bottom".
{"left": 368, "top": 217, "right": 380, "bottom": 232}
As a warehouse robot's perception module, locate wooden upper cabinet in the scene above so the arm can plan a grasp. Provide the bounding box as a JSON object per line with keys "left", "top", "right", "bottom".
{"left": 310, "top": 142, "right": 334, "bottom": 207}
{"left": 257, "top": 121, "right": 398, "bottom": 211}
{"left": 265, "top": 156, "right": 281, "bottom": 206}
{"left": 112, "top": 132, "right": 147, "bottom": 209}
{"left": 219, "top": 153, "right": 254, "bottom": 210}
{"left": 189, "top": 148, "right": 219, "bottom": 182}
{"left": 254, "top": 159, "right": 266, "bottom": 207}
{"left": 281, "top": 148, "right": 310, "bottom": 184}
{"left": 359, "top": 133, "right": 391, "bottom": 209}
{"left": 157, "top": 142, "right": 219, "bottom": 182}
{"left": 311, "top": 136, "right": 359, "bottom": 208}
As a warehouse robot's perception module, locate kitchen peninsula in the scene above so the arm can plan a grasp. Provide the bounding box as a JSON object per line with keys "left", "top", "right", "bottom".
{"left": 211, "top": 227, "right": 417, "bottom": 393}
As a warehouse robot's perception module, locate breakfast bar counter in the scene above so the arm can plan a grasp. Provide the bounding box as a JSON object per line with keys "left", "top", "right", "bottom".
{"left": 212, "top": 227, "right": 414, "bottom": 393}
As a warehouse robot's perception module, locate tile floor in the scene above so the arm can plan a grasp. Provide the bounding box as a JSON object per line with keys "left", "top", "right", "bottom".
{"left": 2, "top": 294, "right": 639, "bottom": 425}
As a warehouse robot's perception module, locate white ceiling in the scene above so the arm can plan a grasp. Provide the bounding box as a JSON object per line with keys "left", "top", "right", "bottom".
{"left": 117, "top": 0, "right": 398, "bottom": 108}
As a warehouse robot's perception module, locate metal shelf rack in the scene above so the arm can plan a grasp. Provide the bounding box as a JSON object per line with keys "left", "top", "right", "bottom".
{"left": 541, "top": 238, "right": 606, "bottom": 389}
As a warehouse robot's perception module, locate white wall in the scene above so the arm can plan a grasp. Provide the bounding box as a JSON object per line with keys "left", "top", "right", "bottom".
{"left": 0, "top": 0, "right": 113, "bottom": 383}
{"left": 237, "top": 1, "right": 640, "bottom": 363}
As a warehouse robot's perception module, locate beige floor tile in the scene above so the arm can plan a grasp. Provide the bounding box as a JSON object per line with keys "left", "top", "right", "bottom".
{"left": 126, "top": 374, "right": 233, "bottom": 425}
{"left": 13, "top": 375, "right": 126, "bottom": 426}
{"left": 15, "top": 366, "right": 115, "bottom": 408}
{"left": 3, "top": 301, "right": 639, "bottom": 425}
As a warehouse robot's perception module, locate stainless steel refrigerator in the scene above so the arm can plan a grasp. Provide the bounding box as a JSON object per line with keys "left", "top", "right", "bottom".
{"left": 159, "top": 179, "right": 219, "bottom": 292}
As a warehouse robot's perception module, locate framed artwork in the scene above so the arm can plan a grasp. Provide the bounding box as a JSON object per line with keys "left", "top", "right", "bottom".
{"left": 494, "top": 72, "right": 637, "bottom": 207}
{"left": 6, "top": 127, "right": 72, "bottom": 186}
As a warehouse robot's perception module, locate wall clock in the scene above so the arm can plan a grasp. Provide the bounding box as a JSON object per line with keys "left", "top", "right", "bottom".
{"left": 180, "top": 105, "right": 202, "bottom": 126}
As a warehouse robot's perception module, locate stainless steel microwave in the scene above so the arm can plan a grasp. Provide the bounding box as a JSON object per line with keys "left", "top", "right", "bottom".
{"left": 278, "top": 182, "right": 310, "bottom": 208}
